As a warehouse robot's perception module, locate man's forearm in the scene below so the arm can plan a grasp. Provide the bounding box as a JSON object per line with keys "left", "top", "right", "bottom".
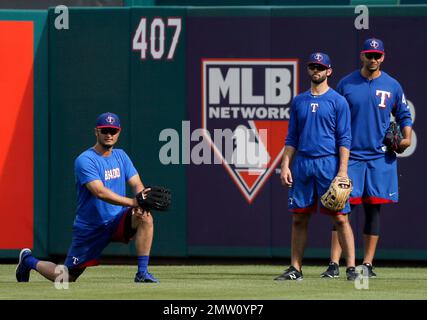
{"left": 96, "top": 187, "right": 138, "bottom": 207}
{"left": 133, "top": 184, "right": 144, "bottom": 196}
{"left": 337, "top": 146, "right": 350, "bottom": 176}
{"left": 128, "top": 174, "right": 145, "bottom": 196}
{"left": 281, "top": 145, "right": 296, "bottom": 169}
{"left": 401, "top": 125, "right": 412, "bottom": 141}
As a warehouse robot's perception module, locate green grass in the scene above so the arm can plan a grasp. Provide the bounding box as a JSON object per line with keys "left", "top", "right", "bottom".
{"left": 1, "top": 264, "right": 426, "bottom": 299}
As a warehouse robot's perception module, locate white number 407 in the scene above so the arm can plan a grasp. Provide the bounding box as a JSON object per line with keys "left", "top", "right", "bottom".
{"left": 132, "top": 17, "right": 182, "bottom": 60}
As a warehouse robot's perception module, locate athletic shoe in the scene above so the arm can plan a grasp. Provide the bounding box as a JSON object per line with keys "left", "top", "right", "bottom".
{"left": 320, "top": 262, "right": 340, "bottom": 278}
{"left": 134, "top": 271, "right": 160, "bottom": 283}
{"left": 16, "top": 248, "right": 32, "bottom": 282}
{"left": 346, "top": 266, "right": 359, "bottom": 281}
{"left": 274, "top": 266, "right": 303, "bottom": 281}
{"left": 362, "top": 263, "right": 377, "bottom": 278}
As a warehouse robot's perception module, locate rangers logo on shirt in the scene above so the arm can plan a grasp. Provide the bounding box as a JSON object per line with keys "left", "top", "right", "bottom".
{"left": 202, "top": 59, "right": 298, "bottom": 203}
{"left": 376, "top": 90, "right": 391, "bottom": 108}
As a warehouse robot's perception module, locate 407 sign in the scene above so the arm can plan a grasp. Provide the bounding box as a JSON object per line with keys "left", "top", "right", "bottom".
{"left": 132, "top": 17, "right": 182, "bottom": 60}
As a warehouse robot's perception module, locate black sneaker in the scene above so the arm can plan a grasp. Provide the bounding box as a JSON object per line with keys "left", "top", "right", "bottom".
{"left": 274, "top": 266, "right": 303, "bottom": 281}
{"left": 320, "top": 262, "right": 340, "bottom": 278}
{"left": 16, "top": 248, "right": 32, "bottom": 282}
{"left": 346, "top": 266, "right": 359, "bottom": 281}
{"left": 362, "top": 263, "right": 377, "bottom": 278}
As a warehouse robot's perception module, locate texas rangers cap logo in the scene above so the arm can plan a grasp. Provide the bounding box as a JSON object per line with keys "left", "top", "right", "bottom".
{"left": 202, "top": 59, "right": 298, "bottom": 203}
{"left": 106, "top": 115, "right": 115, "bottom": 124}
{"left": 314, "top": 53, "right": 323, "bottom": 61}
{"left": 370, "top": 40, "right": 379, "bottom": 49}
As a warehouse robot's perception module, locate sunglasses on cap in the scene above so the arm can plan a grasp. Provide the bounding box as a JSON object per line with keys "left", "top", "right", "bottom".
{"left": 98, "top": 127, "right": 120, "bottom": 135}
{"left": 364, "top": 52, "right": 383, "bottom": 60}
{"left": 308, "top": 64, "right": 328, "bottom": 71}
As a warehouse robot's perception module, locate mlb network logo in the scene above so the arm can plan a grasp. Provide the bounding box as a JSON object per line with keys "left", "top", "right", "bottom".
{"left": 202, "top": 59, "right": 298, "bottom": 203}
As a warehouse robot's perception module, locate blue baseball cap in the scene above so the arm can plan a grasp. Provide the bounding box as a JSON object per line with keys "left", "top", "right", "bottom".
{"left": 96, "top": 112, "right": 121, "bottom": 129}
{"left": 361, "top": 38, "right": 385, "bottom": 54}
{"left": 307, "top": 52, "right": 332, "bottom": 68}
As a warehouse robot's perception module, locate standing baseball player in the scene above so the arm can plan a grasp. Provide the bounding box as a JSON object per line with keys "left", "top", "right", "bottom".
{"left": 275, "top": 53, "right": 358, "bottom": 281}
{"left": 16, "top": 112, "right": 169, "bottom": 283}
{"left": 321, "top": 38, "right": 413, "bottom": 279}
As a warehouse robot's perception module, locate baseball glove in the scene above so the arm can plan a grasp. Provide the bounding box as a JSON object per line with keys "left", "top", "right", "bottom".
{"left": 320, "top": 176, "right": 353, "bottom": 212}
{"left": 383, "top": 122, "right": 404, "bottom": 154}
{"left": 136, "top": 186, "right": 171, "bottom": 211}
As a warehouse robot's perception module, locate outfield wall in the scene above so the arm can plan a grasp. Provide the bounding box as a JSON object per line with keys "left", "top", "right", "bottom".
{"left": 0, "top": 6, "right": 426, "bottom": 260}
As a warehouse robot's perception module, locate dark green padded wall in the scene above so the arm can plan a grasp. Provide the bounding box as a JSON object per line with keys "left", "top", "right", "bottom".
{"left": 48, "top": 8, "right": 132, "bottom": 255}
{"left": 129, "top": 8, "right": 187, "bottom": 257}
{"left": 48, "top": 7, "right": 187, "bottom": 257}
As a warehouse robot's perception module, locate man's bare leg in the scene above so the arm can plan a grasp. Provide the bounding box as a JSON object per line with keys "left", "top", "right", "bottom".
{"left": 132, "top": 209, "right": 157, "bottom": 282}
{"left": 330, "top": 230, "right": 342, "bottom": 264}
{"left": 132, "top": 211, "right": 154, "bottom": 256}
{"left": 291, "top": 213, "right": 311, "bottom": 272}
{"left": 331, "top": 214, "right": 355, "bottom": 268}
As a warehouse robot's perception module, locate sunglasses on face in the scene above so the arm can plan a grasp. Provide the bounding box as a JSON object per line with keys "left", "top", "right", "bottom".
{"left": 364, "top": 52, "right": 383, "bottom": 60}
{"left": 308, "top": 64, "right": 328, "bottom": 71}
{"left": 99, "top": 128, "right": 120, "bottom": 135}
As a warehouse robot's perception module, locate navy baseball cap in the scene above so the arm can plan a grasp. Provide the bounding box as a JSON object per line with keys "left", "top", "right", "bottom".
{"left": 361, "top": 38, "right": 385, "bottom": 54}
{"left": 96, "top": 112, "right": 121, "bottom": 129}
{"left": 307, "top": 52, "right": 332, "bottom": 69}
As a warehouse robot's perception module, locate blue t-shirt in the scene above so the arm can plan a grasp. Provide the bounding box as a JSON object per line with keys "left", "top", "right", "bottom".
{"left": 285, "top": 88, "right": 351, "bottom": 157}
{"left": 74, "top": 148, "right": 138, "bottom": 227}
{"left": 337, "top": 70, "right": 412, "bottom": 160}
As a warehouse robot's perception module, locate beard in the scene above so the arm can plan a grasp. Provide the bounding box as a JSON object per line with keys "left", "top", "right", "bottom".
{"left": 311, "top": 73, "right": 327, "bottom": 84}
{"left": 100, "top": 143, "right": 113, "bottom": 150}
{"left": 367, "top": 64, "right": 379, "bottom": 72}
{"left": 98, "top": 139, "right": 114, "bottom": 150}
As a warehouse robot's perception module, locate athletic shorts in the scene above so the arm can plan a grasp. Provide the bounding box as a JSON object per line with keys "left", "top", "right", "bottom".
{"left": 64, "top": 208, "right": 136, "bottom": 271}
{"left": 288, "top": 154, "right": 351, "bottom": 215}
{"left": 348, "top": 153, "right": 398, "bottom": 205}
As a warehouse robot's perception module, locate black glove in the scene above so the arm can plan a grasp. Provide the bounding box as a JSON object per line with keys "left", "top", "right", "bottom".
{"left": 136, "top": 186, "right": 171, "bottom": 211}
{"left": 383, "top": 122, "right": 404, "bottom": 154}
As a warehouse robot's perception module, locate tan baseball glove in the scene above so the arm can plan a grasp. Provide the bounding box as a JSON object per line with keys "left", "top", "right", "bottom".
{"left": 320, "top": 176, "right": 353, "bottom": 212}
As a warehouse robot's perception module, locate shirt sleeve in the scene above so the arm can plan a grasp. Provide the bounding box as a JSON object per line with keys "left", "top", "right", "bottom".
{"left": 121, "top": 151, "right": 138, "bottom": 181}
{"left": 75, "top": 156, "right": 101, "bottom": 185}
{"left": 392, "top": 84, "right": 413, "bottom": 129}
{"left": 285, "top": 100, "right": 299, "bottom": 148}
{"left": 335, "top": 97, "right": 352, "bottom": 150}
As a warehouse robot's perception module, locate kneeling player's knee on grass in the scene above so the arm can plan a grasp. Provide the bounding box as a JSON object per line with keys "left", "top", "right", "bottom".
{"left": 67, "top": 268, "right": 85, "bottom": 282}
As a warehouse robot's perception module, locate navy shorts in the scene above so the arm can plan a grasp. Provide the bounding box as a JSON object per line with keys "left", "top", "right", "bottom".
{"left": 288, "top": 155, "right": 351, "bottom": 215}
{"left": 348, "top": 153, "right": 398, "bottom": 205}
{"left": 64, "top": 208, "right": 136, "bottom": 271}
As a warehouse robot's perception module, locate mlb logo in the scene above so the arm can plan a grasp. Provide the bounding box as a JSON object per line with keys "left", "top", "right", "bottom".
{"left": 202, "top": 59, "right": 298, "bottom": 203}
